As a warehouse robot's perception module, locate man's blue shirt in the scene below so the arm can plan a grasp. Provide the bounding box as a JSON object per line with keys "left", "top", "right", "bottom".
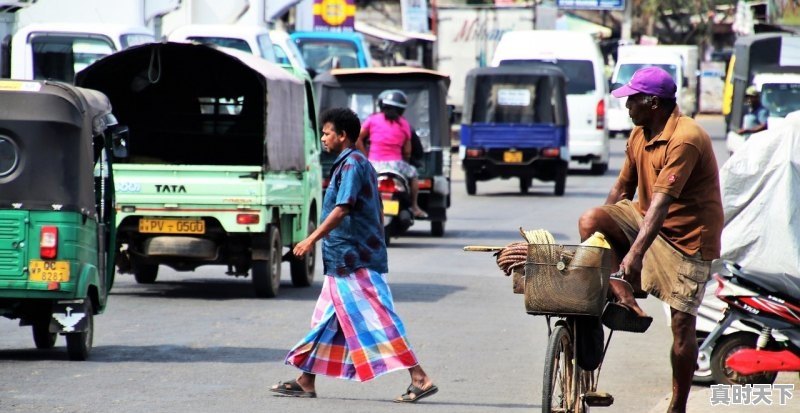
{"left": 321, "top": 148, "right": 388, "bottom": 275}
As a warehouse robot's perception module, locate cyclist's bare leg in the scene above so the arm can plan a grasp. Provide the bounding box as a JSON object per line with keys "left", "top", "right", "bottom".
{"left": 668, "top": 308, "right": 696, "bottom": 413}
{"left": 578, "top": 207, "right": 648, "bottom": 317}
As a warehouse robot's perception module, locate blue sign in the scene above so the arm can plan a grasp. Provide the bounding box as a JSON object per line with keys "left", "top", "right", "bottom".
{"left": 557, "top": 0, "right": 625, "bottom": 11}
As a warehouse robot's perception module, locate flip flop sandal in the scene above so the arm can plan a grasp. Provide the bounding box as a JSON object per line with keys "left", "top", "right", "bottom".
{"left": 601, "top": 302, "right": 653, "bottom": 333}
{"left": 269, "top": 379, "right": 317, "bottom": 398}
{"left": 394, "top": 383, "right": 439, "bottom": 403}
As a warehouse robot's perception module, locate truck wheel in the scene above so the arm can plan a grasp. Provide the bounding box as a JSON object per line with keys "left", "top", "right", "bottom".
{"left": 66, "top": 301, "right": 93, "bottom": 361}
{"left": 32, "top": 320, "right": 56, "bottom": 349}
{"left": 134, "top": 263, "right": 158, "bottom": 284}
{"left": 554, "top": 162, "right": 567, "bottom": 196}
{"left": 519, "top": 177, "right": 531, "bottom": 194}
{"left": 252, "top": 225, "right": 281, "bottom": 298}
{"left": 711, "top": 333, "right": 777, "bottom": 385}
{"left": 590, "top": 162, "right": 608, "bottom": 175}
{"left": 465, "top": 170, "right": 477, "bottom": 195}
{"left": 290, "top": 220, "right": 316, "bottom": 288}
{"left": 431, "top": 220, "right": 445, "bottom": 237}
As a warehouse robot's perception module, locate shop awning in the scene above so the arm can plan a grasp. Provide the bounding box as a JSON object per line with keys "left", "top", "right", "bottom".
{"left": 354, "top": 21, "right": 436, "bottom": 44}
{"left": 556, "top": 14, "right": 613, "bottom": 39}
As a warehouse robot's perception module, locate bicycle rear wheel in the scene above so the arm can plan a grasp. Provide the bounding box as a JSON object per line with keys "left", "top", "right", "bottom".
{"left": 543, "top": 324, "right": 576, "bottom": 413}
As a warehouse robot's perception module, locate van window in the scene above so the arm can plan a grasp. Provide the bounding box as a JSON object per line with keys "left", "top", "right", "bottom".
{"left": 616, "top": 64, "right": 678, "bottom": 85}
{"left": 295, "top": 39, "right": 359, "bottom": 73}
{"left": 256, "top": 34, "right": 277, "bottom": 62}
{"left": 500, "top": 59, "right": 596, "bottom": 95}
{"left": 186, "top": 36, "right": 252, "bottom": 53}
{"left": 31, "top": 35, "right": 115, "bottom": 82}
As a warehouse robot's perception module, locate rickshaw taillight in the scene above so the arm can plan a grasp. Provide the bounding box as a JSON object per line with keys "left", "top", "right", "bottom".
{"left": 541, "top": 148, "right": 560, "bottom": 158}
{"left": 465, "top": 148, "right": 484, "bottom": 158}
{"left": 596, "top": 99, "right": 605, "bottom": 130}
{"left": 418, "top": 179, "right": 433, "bottom": 190}
{"left": 40, "top": 226, "right": 58, "bottom": 259}
{"left": 236, "top": 214, "right": 260, "bottom": 225}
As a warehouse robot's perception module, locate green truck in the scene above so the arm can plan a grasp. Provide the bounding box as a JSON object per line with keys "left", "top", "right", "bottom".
{"left": 76, "top": 42, "right": 322, "bottom": 298}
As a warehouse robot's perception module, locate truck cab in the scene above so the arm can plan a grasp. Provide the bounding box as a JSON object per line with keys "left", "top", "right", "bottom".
{"left": 167, "top": 24, "right": 277, "bottom": 63}
{"left": 3, "top": 23, "right": 154, "bottom": 82}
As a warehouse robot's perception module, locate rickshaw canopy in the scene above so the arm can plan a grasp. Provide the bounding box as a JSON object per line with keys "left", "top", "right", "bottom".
{"left": 462, "top": 65, "right": 569, "bottom": 127}
{"left": 0, "top": 80, "right": 113, "bottom": 216}
{"left": 75, "top": 42, "right": 306, "bottom": 171}
{"left": 314, "top": 67, "right": 451, "bottom": 150}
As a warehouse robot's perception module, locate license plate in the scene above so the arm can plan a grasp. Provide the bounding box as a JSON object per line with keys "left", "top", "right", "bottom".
{"left": 383, "top": 200, "right": 400, "bottom": 216}
{"left": 503, "top": 150, "right": 523, "bottom": 163}
{"left": 139, "top": 218, "right": 206, "bottom": 234}
{"left": 29, "top": 260, "right": 70, "bottom": 282}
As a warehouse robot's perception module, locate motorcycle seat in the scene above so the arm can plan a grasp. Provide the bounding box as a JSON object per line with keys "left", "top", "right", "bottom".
{"left": 734, "top": 266, "right": 800, "bottom": 302}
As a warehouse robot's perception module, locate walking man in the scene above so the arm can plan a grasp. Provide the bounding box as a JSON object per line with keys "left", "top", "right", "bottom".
{"left": 270, "top": 107, "right": 438, "bottom": 403}
{"left": 578, "top": 67, "right": 723, "bottom": 413}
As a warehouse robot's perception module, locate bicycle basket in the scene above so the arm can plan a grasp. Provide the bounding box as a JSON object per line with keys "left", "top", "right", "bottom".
{"left": 524, "top": 244, "right": 613, "bottom": 316}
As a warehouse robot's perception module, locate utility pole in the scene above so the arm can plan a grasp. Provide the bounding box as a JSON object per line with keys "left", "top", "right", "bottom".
{"left": 621, "top": 0, "right": 632, "bottom": 43}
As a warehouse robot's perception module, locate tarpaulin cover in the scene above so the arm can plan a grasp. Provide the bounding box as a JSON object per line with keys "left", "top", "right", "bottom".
{"left": 719, "top": 110, "right": 800, "bottom": 274}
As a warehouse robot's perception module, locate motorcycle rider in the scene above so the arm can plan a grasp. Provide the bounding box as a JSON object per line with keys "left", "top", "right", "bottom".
{"left": 357, "top": 90, "right": 427, "bottom": 219}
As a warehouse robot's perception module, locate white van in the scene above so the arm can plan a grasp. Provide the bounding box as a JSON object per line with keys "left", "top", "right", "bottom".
{"left": 491, "top": 30, "right": 609, "bottom": 175}
{"left": 168, "top": 24, "right": 276, "bottom": 63}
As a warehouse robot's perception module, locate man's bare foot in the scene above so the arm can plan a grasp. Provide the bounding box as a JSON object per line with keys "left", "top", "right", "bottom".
{"left": 609, "top": 278, "right": 649, "bottom": 318}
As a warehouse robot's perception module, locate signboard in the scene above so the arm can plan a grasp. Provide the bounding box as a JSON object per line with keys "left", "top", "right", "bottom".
{"left": 313, "top": 0, "right": 356, "bottom": 31}
{"left": 401, "top": 0, "right": 429, "bottom": 33}
{"left": 556, "top": 0, "right": 625, "bottom": 11}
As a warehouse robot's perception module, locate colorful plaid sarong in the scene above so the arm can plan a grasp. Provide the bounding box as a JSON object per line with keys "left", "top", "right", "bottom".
{"left": 284, "top": 268, "right": 419, "bottom": 382}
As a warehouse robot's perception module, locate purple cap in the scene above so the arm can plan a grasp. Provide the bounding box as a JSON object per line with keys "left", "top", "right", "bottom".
{"left": 611, "top": 66, "right": 677, "bottom": 99}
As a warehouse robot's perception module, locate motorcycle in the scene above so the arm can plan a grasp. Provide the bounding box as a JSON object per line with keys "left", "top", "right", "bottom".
{"left": 696, "top": 261, "right": 800, "bottom": 385}
{"left": 377, "top": 170, "right": 414, "bottom": 246}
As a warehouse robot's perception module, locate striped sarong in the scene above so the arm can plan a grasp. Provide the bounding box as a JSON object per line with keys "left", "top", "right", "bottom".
{"left": 284, "top": 268, "right": 419, "bottom": 382}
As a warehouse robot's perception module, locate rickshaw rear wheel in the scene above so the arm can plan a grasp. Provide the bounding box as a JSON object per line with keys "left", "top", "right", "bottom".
{"left": 290, "top": 219, "right": 316, "bottom": 287}
{"left": 431, "top": 220, "right": 445, "bottom": 237}
{"left": 519, "top": 177, "right": 531, "bottom": 194}
{"left": 465, "top": 170, "right": 477, "bottom": 195}
{"left": 590, "top": 162, "right": 608, "bottom": 176}
{"left": 32, "top": 319, "right": 57, "bottom": 349}
{"left": 554, "top": 162, "right": 567, "bottom": 196}
{"left": 252, "top": 225, "right": 281, "bottom": 298}
{"left": 66, "top": 300, "right": 93, "bottom": 361}
{"left": 133, "top": 263, "right": 158, "bottom": 284}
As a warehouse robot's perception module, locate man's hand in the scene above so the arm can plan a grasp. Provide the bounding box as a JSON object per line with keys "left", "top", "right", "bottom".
{"left": 293, "top": 237, "right": 315, "bottom": 257}
{"left": 620, "top": 251, "right": 644, "bottom": 286}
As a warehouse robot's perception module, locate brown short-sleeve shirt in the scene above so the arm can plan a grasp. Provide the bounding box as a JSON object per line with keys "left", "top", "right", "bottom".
{"left": 618, "top": 107, "right": 723, "bottom": 260}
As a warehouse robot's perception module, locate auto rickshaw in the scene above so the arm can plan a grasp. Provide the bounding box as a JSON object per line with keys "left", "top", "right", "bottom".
{"left": 460, "top": 65, "right": 569, "bottom": 196}
{"left": 0, "top": 80, "right": 126, "bottom": 360}
{"left": 314, "top": 67, "right": 452, "bottom": 237}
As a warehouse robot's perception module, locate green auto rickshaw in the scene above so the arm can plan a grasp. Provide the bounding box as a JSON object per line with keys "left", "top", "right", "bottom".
{"left": 0, "top": 80, "right": 126, "bottom": 360}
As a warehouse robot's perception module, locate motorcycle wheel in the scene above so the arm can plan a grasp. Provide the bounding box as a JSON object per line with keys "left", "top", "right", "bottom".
{"left": 711, "top": 333, "right": 778, "bottom": 385}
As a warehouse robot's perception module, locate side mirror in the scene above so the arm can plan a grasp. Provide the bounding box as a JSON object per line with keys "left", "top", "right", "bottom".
{"left": 111, "top": 125, "right": 129, "bottom": 159}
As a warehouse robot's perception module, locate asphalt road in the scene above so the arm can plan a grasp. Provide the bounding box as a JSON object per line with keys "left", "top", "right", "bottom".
{"left": 1, "top": 116, "right": 797, "bottom": 413}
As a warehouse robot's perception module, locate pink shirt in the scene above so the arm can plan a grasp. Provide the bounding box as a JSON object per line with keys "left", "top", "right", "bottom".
{"left": 362, "top": 113, "right": 411, "bottom": 161}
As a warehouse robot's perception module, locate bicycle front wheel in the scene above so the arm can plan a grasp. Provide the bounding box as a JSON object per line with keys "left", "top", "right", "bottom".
{"left": 543, "top": 324, "right": 576, "bottom": 413}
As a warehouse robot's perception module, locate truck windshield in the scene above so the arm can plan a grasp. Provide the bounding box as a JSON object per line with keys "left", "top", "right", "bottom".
{"left": 121, "top": 34, "right": 155, "bottom": 49}
{"left": 761, "top": 83, "right": 800, "bottom": 117}
{"left": 186, "top": 36, "right": 253, "bottom": 54}
{"left": 31, "top": 35, "right": 115, "bottom": 83}
{"left": 616, "top": 64, "right": 679, "bottom": 86}
{"left": 295, "top": 39, "right": 359, "bottom": 72}
{"left": 500, "top": 60, "right": 596, "bottom": 95}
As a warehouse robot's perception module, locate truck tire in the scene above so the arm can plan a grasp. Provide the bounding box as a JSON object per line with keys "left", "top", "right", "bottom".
{"left": 66, "top": 300, "right": 93, "bottom": 361}
{"left": 465, "top": 170, "right": 477, "bottom": 195}
{"left": 33, "top": 320, "right": 57, "bottom": 349}
{"left": 554, "top": 162, "right": 567, "bottom": 196}
{"left": 252, "top": 225, "right": 281, "bottom": 298}
{"left": 431, "top": 220, "right": 445, "bottom": 237}
{"left": 134, "top": 263, "right": 158, "bottom": 284}
{"left": 520, "top": 177, "right": 531, "bottom": 194}
{"left": 290, "top": 220, "right": 316, "bottom": 288}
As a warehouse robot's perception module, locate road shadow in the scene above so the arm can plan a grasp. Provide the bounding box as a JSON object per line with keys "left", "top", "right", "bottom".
{"left": 325, "top": 395, "right": 536, "bottom": 410}
{"left": 0, "top": 345, "right": 287, "bottom": 363}
{"left": 389, "top": 282, "right": 466, "bottom": 303}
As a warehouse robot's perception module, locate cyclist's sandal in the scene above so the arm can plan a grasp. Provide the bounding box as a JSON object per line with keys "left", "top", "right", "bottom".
{"left": 602, "top": 302, "right": 653, "bottom": 333}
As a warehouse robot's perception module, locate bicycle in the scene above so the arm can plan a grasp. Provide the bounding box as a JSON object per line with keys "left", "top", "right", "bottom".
{"left": 525, "top": 244, "right": 648, "bottom": 412}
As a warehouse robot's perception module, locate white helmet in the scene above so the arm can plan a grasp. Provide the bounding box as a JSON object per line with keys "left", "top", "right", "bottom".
{"left": 378, "top": 89, "right": 408, "bottom": 109}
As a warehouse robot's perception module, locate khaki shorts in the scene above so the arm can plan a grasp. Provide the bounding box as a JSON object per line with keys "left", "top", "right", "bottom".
{"left": 601, "top": 199, "right": 711, "bottom": 315}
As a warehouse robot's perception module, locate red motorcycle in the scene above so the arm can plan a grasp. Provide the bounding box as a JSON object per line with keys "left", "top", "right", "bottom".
{"left": 696, "top": 261, "right": 800, "bottom": 385}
